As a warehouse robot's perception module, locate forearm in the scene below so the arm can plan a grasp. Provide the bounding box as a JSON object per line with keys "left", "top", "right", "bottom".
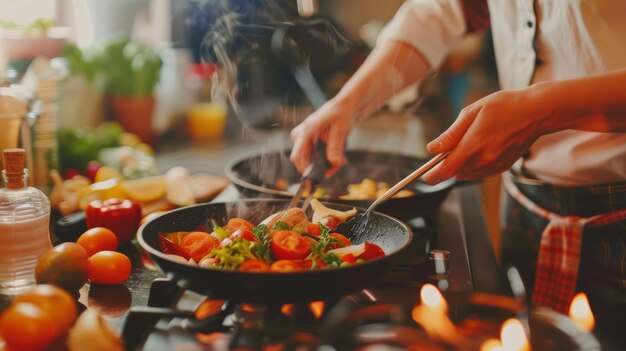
{"left": 332, "top": 41, "right": 431, "bottom": 119}
{"left": 534, "top": 68, "right": 626, "bottom": 133}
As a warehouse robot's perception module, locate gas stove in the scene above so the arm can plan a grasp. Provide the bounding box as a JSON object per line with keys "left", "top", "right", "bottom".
{"left": 83, "top": 184, "right": 609, "bottom": 350}
{"left": 119, "top": 223, "right": 439, "bottom": 351}
{"left": 99, "top": 184, "right": 485, "bottom": 350}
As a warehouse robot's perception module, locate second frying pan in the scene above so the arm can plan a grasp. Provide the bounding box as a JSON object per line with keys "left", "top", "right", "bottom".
{"left": 225, "top": 149, "right": 455, "bottom": 221}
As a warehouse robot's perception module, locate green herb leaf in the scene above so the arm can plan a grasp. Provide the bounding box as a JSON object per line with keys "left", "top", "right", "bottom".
{"left": 252, "top": 224, "right": 272, "bottom": 262}
{"left": 321, "top": 253, "right": 342, "bottom": 267}
{"left": 272, "top": 221, "right": 290, "bottom": 231}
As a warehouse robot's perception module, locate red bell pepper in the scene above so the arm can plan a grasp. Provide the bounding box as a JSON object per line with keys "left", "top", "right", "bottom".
{"left": 86, "top": 198, "right": 142, "bottom": 244}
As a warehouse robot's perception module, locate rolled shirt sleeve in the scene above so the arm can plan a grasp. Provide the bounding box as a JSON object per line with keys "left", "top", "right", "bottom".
{"left": 378, "top": 0, "right": 468, "bottom": 70}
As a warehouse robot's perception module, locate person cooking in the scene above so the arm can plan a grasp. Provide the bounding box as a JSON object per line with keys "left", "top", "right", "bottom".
{"left": 289, "top": 0, "right": 626, "bottom": 340}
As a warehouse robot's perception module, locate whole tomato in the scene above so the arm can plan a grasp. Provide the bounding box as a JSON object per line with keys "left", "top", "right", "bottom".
{"left": 35, "top": 243, "right": 89, "bottom": 293}
{"left": 0, "top": 302, "right": 60, "bottom": 351}
{"left": 87, "top": 251, "right": 132, "bottom": 285}
{"left": 14, "top": 284, "right": 78, "bottom": 332}
{"left": 86, "top": 198, "right": 142, "bottom": 244}
{"left": 77, "top": 227, "right": 118, "bottom": 256}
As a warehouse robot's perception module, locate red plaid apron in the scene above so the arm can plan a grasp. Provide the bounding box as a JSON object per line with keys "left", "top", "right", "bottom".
{"left": 503, "top": 173, "right": 626, "bottom": 313}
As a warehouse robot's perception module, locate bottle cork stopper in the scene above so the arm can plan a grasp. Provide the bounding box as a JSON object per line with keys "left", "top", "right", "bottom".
{"left": 3, "top": 148, "right": 25, "bottom": 189}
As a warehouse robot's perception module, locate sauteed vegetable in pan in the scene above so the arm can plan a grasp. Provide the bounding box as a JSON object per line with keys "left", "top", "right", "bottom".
{"left": 157, "top": 199, "right": 385, "bottom": 272}
{"left": 138, "top": 199, "right": 411, "bottom": 302}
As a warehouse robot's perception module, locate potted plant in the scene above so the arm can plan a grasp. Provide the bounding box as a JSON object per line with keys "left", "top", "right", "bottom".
{"left": 103, "top": 38, "right": 162, "bottom": 145}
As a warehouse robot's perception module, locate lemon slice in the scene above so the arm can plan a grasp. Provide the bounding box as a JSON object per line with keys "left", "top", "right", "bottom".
{"left": 121, "top": 175, "right": 166, "bottom": 203}
{"left": 77, "top": 178, "right": 127, "bottom": 210}
{"left": 94, "top": 166, "right": 124, "bottom": 183}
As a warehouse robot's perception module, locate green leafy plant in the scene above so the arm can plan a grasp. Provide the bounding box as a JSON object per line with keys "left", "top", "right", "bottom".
{"left": 101, "top": 38, "right": 163, "bottom": 98}
{"left": 62, "top": 38, "right": 162, "bottom": 98}
{"left": 0, "top": 18, "right": 54, "bottom": 36}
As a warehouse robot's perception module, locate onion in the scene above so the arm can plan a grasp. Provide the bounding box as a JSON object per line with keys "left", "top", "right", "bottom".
{"left": 310, "top": 199, "right": 357, "bottom": 223}
{"left": 327, "top": 243, "right": 366, "bottom": 258}
{"left": 67, "top": 309, "right": 124, "bottom": 351}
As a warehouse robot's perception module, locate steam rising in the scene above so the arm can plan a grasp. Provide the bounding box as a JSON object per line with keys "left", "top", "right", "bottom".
{"left": 200, "top": 0, "right": 294, "bottom": 135}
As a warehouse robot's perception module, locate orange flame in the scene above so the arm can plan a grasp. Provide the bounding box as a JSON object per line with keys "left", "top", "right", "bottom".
{"left": 411, "top": 284, "right": 460, "bottom": 345}
{"left": 500, "top": 318, "right": 530, "bottom": 351}
{"left": 309, "top": 301, "right": 325, "bottom": 319}
{"left": 480, "top": 338, "right": 503, "bottom": 351}
{"left": 569, "top": 292, "right": 595, "bottom": 332}
{"left": 281, "top": 304, "right": 294, "bottom": 317}
{"left": 194, "top": 299, "right": 226, "bottom": 320}
{"left": 420, "top": 283, "right": 447, "bottom": 312}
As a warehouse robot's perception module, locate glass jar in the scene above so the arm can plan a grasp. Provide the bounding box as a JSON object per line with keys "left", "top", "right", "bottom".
{"left": 0, "top": 148, "right": 52, "bottom": 293}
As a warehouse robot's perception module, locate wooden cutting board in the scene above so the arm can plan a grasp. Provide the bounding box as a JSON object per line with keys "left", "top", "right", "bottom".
{"left": 189, "top": 174, "right": 230, "bottom": 203}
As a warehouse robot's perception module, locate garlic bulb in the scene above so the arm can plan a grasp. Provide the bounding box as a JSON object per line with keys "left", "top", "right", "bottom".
{"left": 67, "top": 309, "right": 124, "bottom": 351}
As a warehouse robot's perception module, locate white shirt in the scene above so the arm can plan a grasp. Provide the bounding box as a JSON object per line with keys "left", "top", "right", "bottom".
{"left": 380, "top": 0, "right": 626, "bottom": 185}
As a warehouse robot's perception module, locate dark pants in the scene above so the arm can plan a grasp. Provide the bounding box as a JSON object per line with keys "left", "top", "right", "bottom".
{"left": 501, "top": 175, "right": 626, "bottom": 344}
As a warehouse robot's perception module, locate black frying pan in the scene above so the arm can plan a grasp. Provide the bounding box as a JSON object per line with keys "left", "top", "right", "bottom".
{"left": 225, "top": 150, "right": 455, "bottom": 221}
{"left": 138, "top": 199, "right": 412, "bottom": 303}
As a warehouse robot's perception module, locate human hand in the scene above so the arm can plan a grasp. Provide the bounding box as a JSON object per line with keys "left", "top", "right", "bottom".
{"left": 422, "top": 88, "right": 550, "bottom": 184}
{"left": 290, "top": 98, "right": 356, "bottom": 176}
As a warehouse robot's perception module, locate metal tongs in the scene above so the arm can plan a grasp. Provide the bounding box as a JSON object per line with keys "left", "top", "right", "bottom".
{"left": 288, "top": 141, "right": 331, "bottom": 210}
{"left": 339, "top": 151, "right": 450, "bottom": 239}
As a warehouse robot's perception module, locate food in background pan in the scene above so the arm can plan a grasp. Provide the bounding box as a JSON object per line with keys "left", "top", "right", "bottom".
{"left": 157, "top": 199, "right": 385, "bottom": 272}
{"left": 278, "top": 178, "right": 415, "bottom": 200}
{"left": 340, "top": 178, "right": 414, "bottom": 200}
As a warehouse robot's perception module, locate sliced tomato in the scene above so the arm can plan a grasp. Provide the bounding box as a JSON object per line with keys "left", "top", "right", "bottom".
{"left": 180, "top": 232, "right": 220, "bottom": 262}
{"left": 271, "top": 231, "right": 311, "bottom": 260}
{"left": 357, "top": 242, "right": 385, "bottom": 260}
{"left": 329, "top": 233, "right": 351, "bottom": 249}
{"left": 309, "top": 257, "right": 327, "bottom": 269}
{"left": 240, "top": 259, "right": 270, "bottom": 272}
{"left": 158, "top": 234, "right": 189, "bottom": 259}
{"left": 229, "top": 229, "right": 259, "bottom": 243}
{"left": 341, "top": 253, "right": 357, "bottom": 264}
{"left": 226, "top": 218, "right": 254, "bottom": 235}
{"left": 161, "top": 231, "right": 190, "bottom": 246}
{"left": 307, "top": 222, "right": 321, "bottom": 236}
{"left": 270, "top": 260, "right": 312, "bottom": 272}
{"left": 320, "top": 215, "right": 342, "bottom": 230}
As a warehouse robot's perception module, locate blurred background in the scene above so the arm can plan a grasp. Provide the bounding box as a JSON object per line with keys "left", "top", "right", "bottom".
{"left": 0, "top": 0, "right": 501, "bottom": 249}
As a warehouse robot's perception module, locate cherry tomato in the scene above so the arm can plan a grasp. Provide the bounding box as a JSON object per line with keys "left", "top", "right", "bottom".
{"left": 85, "top": 160, "right": 102, "bottom": 182}
{"left": 0, "top": 302, "right": 59, "bottom": 351}
{"left": 307, "top": 222, "right": 321, "bottom": 236}
{"left": 229, "top": 229, "right": 259, "bottom": 243}
{"left": 76, "top": 227, "right": 118, "bottom": 256}
{"left": 306, "top": 257, "right": 327, "bottom": 269}
{"left": 63, "top": 168, "right": 83, "bottom": 180}
{"left": 35, "top": 242, "right": 89, "bottom": 293}
{"left": 271, "top": 231, "right": 311, "bottom": 260}
{"left": 341, "top": 253, "right": 357, "bottom": 264}
{"left": 14, "top": 284, "right": 77, "bottom": 332}
{"left": 181, "top": 231, "right": 221, "bottom": 262}
{"left": 226, "top": 218, "right": 254, "bottom": 235}
{"left": 240, "top": 259, "right": 270, "bottom": 272}
{"left": 320, "top": 215, "right": 342, "bottom": 230}
{"left": 329, "top": 233, "right": 351, "bottom": 249}
{"left": 357, "top": 243, "right": 385, "bottom": 260}
{"left": 270, "top": 260, "right": 312, "bottom": 272}
{"left": 158, "top": 233, "right": 190, "bottom": 259}
{"left": 87, "top": 251, "right": 132, "bottom": 284}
